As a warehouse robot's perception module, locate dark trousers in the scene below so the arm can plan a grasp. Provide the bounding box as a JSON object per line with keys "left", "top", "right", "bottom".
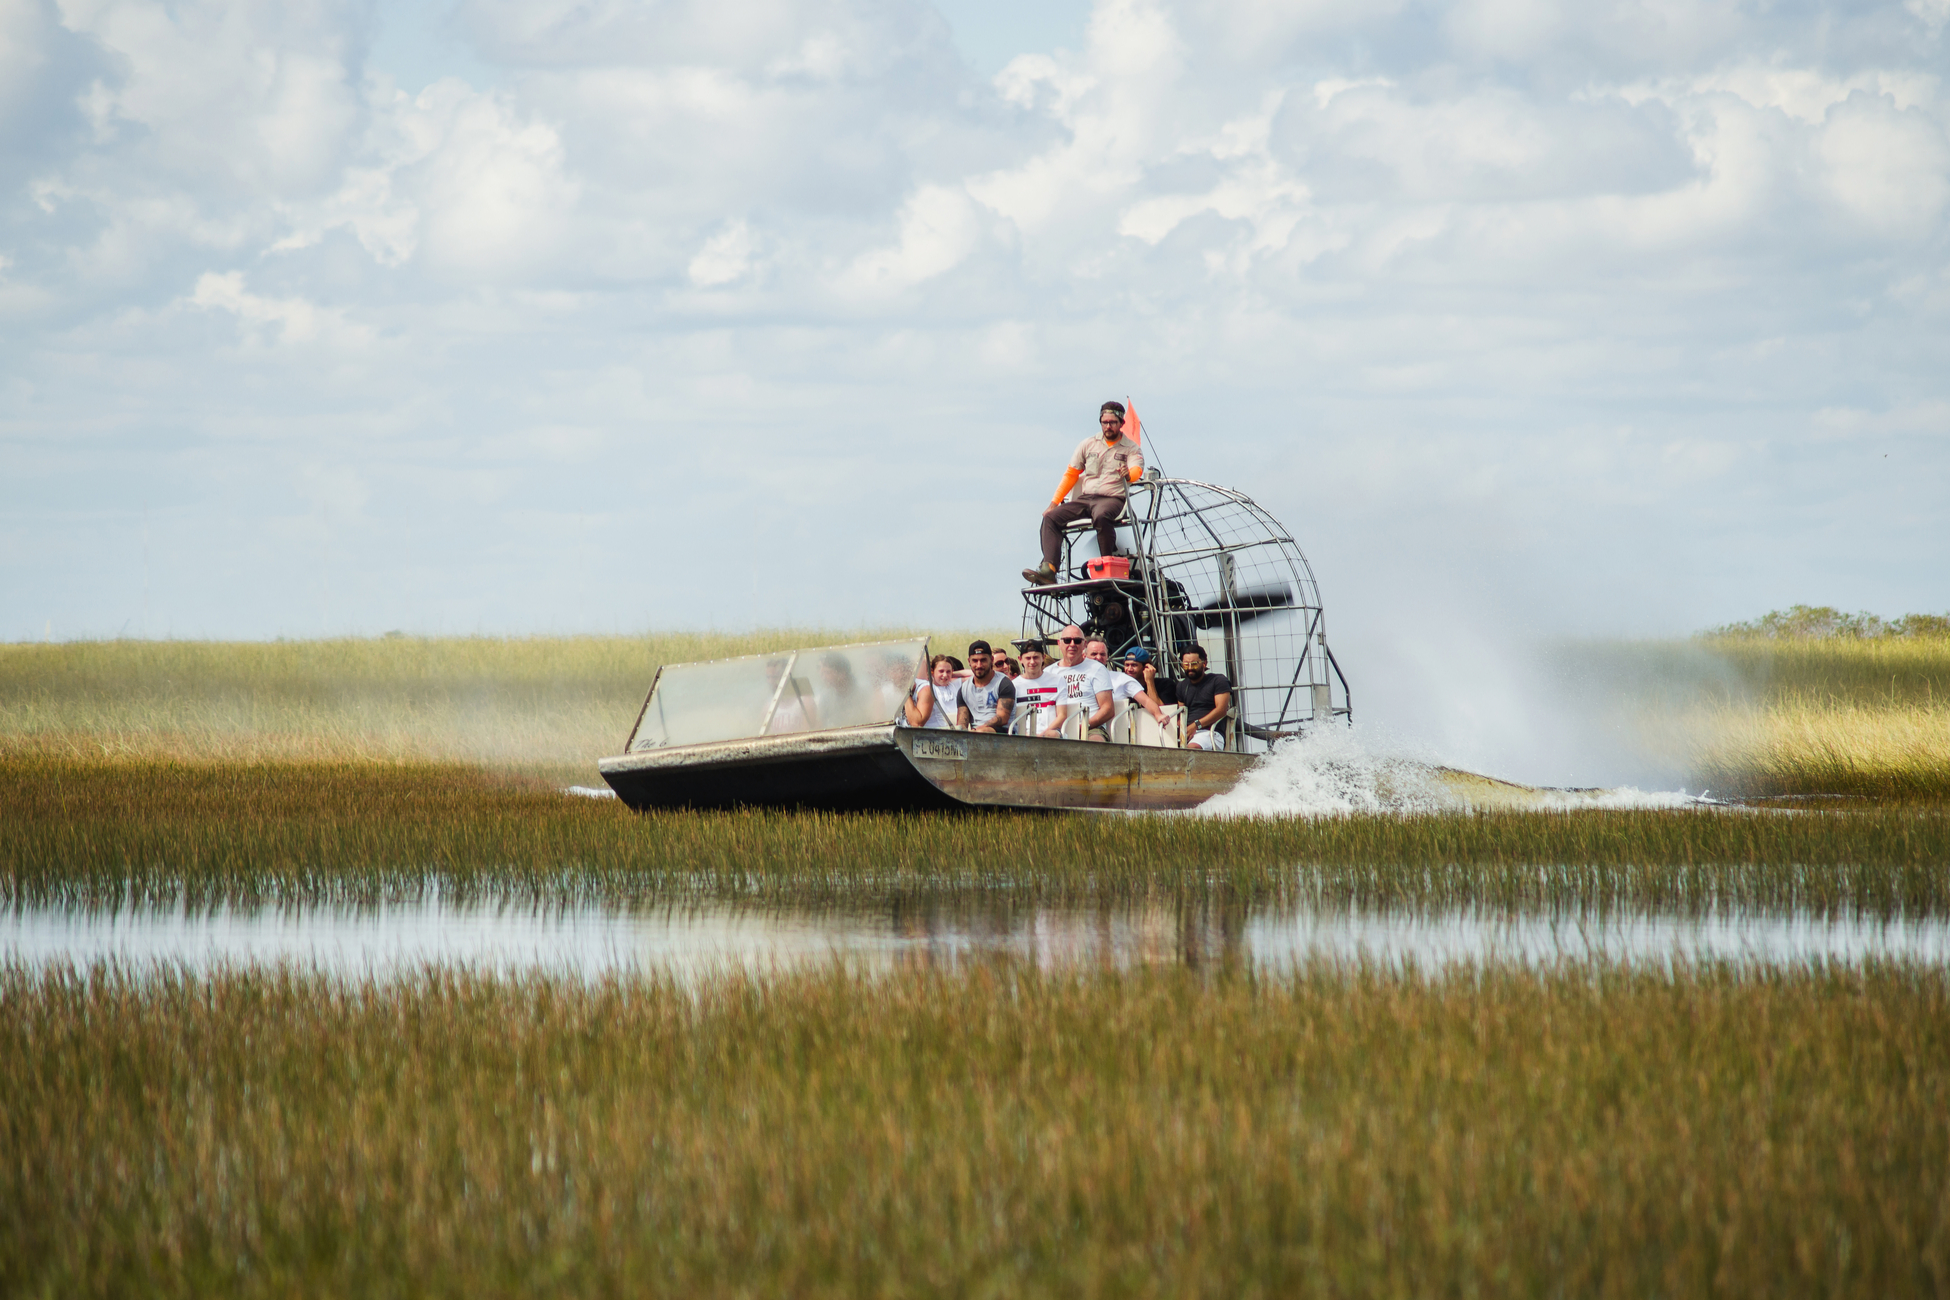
{"left": 1041, "top": 494, "right": 1125, "bottom": 568}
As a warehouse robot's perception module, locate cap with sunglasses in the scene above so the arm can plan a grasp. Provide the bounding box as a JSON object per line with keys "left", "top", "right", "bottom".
{"left": 1122, "top": 647, "right": 1151, "bottom": 664}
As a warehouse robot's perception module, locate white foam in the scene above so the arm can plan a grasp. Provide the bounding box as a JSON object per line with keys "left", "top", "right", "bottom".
{"left": 1198, "top": 724, "right": 1707, "bottom": 818}
{"left": 565, "top": 785, "right": 618, "bottom": 799}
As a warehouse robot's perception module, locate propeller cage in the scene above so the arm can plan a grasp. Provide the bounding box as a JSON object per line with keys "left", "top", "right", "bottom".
{"left": 1019, "top": 477, "right": 1352, "bottom": 752}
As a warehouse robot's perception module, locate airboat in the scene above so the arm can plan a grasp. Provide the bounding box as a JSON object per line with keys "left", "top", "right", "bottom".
{"left": 598, "top": 473, "right": 1352, "bottom": 812}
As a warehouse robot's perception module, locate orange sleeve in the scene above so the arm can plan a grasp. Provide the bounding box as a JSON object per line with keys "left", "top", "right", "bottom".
{"left": 1051, "top": 466, "right": 1081, "bottom": 505}
{"left": 1127, "top": 464, "right": 1143, "bottom": 484}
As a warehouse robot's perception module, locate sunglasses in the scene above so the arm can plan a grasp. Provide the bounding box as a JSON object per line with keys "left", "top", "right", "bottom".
{"left": 1058, "top": 637, "right": 1084, "bottom": 644}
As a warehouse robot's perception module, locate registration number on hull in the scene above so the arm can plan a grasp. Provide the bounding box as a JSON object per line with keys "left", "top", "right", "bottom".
{"left": 911, "top": 734, "right": 969, "bottom": 761}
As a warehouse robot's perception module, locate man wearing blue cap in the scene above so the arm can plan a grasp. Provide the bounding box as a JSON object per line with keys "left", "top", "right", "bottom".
{"left": 1085, "top": 638, "right": 1169, "bottom": 728}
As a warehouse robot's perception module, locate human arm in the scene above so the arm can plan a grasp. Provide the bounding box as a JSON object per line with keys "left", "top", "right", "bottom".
{"left": 1088, "top": 688, "right": 1115, "bottom": 730}
{"left": 1132, "top": 689, "right": 1167, "bottom": 725}
{"left": 973, "top": 679, "right": 1014, "bottom": 734}
{"left": 1195, "top": 689, "right": 1231, "bottom": 732}
{"left": 1040, "top": 704, "right": 1068, "bottom": 738}
{"left": 1049, "top": 466, "right": 1081, "bottom": 508}
{"left": 904, "top": 684, "right": 934, "bottom": 727}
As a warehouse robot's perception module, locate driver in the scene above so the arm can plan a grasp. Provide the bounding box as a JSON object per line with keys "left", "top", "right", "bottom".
{"left": 1022, "top": 401, "right": 1145, "bottom": 587}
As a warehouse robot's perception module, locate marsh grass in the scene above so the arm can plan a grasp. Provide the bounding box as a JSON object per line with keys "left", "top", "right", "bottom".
{"left": 12, "top": 630, "right": 1950, "bottom": 798}
{"left": 1565, "top": 635, "right": 1950, "bottom": 799}
{"left": 6, "top": 758, "right": 1950, "bottom": 916}
{"left": 0, "top": 630, "right": 992, "bottom": 778}
{"left": 1699, "top": 635, "right": 1950, "bottom": 708}
{"left": 3, "top": 960, "right": 1945, "bottom": 1298}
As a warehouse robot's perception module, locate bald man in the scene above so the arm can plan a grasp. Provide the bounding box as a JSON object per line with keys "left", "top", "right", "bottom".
{"left": 1043, "top": 624, "right": 1118, "bottom": 740}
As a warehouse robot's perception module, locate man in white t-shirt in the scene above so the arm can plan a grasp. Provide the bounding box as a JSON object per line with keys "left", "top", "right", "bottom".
{"left": 1044, "top": 624, "right": 1117, "bottom": 741}
{"left": 1009, "top": 642, "right": 1061, "bottom": 735}
{"left": 1084, "top": 638, "right": 1169, "bottom": 729}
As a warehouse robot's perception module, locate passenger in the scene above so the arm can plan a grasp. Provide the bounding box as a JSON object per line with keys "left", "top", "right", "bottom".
{"left": 764, "top": 656, "right": 818, "bottom": 734}
{"left": 1010, "top": 642, "right": 1061, "bottom": 735}
{"left": 1022, "top": 401, "right": 1146, "bottom": 587}
{"left": 995, "top": 652, "right": 1018, "bottom": 678}
{"left": 903, "top": 654, "right": 962, "bottom": 729}
{"left": 1120, "top": 646, "right": 1157, "bottom": 697}
{"left": 1045, "top": 624, "right": 1117, "bottom": 741}
{"left": 1085, "top": 638, "right": 1169, "bottom": 728}
{"left": 955, "top": 640, "right": 1016, "bottom": 734}
{"left": 1174, "top": 643, "right": 1234, "bottom": 751}
{"left": 816, "top": 652, "right": 865, "bottom": 727}
{"left": 877, "top": 652, "right": 921, "bottom": 720}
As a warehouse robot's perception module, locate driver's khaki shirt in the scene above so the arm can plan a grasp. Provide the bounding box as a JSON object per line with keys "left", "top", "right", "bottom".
{"left": 1069, "top": 436, "right": 1144, "bottom": 499}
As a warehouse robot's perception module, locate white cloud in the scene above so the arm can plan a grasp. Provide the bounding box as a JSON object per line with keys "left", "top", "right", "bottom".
{"left": 56, "top": 0, "right": 362, "bottom": 195}
{"left": 188, "top": 271, "right": 371, "bottom": 347}
{"left": 1815, "top": 95, "right": 1950, "bottom": 237}
{"left": 841, "top": 184, "right": 992, "bottom": 293}
{"left": 688, "top": 220, "right": 758, "bottom": 287}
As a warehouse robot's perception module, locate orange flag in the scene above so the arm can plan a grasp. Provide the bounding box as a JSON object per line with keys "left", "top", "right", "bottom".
{"left": 1124, "top": 398, "right": 1142, "bottom": 445}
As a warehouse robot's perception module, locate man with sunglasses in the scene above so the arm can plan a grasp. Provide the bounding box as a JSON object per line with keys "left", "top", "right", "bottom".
{"left": 1044, "top": 624, "right": 1117, "bottom": 741}
{"left": 1022, "top": 401, "right": 1145, "bottom": 587}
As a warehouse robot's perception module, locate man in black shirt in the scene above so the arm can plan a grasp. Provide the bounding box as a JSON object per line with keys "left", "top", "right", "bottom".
{"left": 1172, "top": 644, "right": 1232, "bottom": 751}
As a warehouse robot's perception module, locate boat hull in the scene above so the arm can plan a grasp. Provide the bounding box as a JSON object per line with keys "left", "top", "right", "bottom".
{"left": 598, "top": 725, "right": 1254, "bottom": 812}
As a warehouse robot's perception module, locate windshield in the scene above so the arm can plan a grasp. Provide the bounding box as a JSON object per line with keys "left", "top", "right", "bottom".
{"left": 626, "top": 639, "right": 929, "bottom": 751}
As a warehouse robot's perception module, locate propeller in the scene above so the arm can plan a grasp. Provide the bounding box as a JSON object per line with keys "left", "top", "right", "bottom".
{"left": 1190, "top": 584, "right": 1294, "bottom": 629}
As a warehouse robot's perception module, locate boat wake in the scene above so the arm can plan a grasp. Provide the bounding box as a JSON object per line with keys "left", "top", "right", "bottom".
{"left": 1198, "top": 724, "right": 1706, "bottom": 818}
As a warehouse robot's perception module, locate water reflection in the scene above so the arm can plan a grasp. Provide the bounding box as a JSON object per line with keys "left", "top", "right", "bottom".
{"left": 7, "top": 893, "right": 1949, "bottom": 977}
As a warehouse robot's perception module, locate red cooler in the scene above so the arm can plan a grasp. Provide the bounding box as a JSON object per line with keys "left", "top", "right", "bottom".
{"left": 1085, "top": 556, "right": 1132, "bottom": 580}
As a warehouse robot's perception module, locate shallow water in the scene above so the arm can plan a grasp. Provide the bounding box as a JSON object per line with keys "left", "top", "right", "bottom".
{"left": 7, "top": 893, "right": 1946, "bottom": 977}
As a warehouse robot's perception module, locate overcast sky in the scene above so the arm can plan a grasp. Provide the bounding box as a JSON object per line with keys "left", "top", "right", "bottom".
{"left": 4, "top": 0, "right": 1948, "bottom": 768}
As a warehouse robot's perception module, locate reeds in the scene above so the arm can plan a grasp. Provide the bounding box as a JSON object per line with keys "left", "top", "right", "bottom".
{"left": 1698, "top": 634, "right": 1950, "bottom": 708}
{"left": 0, "top": 630, "right": 992, "bottom": 776}
{"left": 1687, "top": 696, "right": 1950, "bottom": 801}
{"left": 1563, "top": 635, "right": 1950, "bottom": 799}
{"left": 7, "top": 758, "right": 1950, "bottom": 916}
{"left": 13, "top": 630, "right": 1950, "bottom": 798}
{"left": 3, "top": 960, "right": 1944, "bottom": 1298}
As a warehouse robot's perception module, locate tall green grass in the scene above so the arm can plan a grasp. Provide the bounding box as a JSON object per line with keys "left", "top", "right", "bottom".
{"left": 0, "top": 630, "right": 994, "bottom": 777}
{"left": 1562, "top": 634, "right": 1950, "bottom": 799}
{"left": 7, "top": 758, "right": 1949, "bottom": 916}
{"left": 4, "top": 961, "right": 1944, "bottom": 1298}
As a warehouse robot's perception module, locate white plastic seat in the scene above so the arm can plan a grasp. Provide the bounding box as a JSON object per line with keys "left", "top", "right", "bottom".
{"left": 1127, "top": 702, "right": 1185, "bottom": 748}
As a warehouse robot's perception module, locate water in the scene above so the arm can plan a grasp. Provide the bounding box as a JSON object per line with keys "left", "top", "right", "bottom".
{"left": 1198, "top": 724, "right": 1709, "bottom": 816}
{"left": 7, "top": 893, "right": 1945, "bottom": 978}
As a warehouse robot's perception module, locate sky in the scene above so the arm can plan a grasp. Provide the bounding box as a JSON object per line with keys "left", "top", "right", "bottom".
{"left": 3, "top": 0, "right": 1948, "bottom": 775}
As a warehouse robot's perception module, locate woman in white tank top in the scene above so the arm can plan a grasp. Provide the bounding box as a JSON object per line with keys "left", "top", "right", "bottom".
{"left": 903, "top": 655, "right": 961, "bottom": 729}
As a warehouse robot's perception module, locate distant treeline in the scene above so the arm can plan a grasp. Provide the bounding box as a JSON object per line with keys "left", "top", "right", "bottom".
{"left": 1707, "top": 605, "right": 1950, "bottom": 641}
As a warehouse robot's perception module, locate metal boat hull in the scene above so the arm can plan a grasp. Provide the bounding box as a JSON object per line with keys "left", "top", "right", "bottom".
{"left": 598, "top": 725, "right": 1255, "bottom": 812}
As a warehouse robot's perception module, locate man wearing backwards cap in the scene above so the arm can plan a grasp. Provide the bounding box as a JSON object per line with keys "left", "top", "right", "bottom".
{"left": 1022, "top": 401, "right": 1145, "bottom": 587}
